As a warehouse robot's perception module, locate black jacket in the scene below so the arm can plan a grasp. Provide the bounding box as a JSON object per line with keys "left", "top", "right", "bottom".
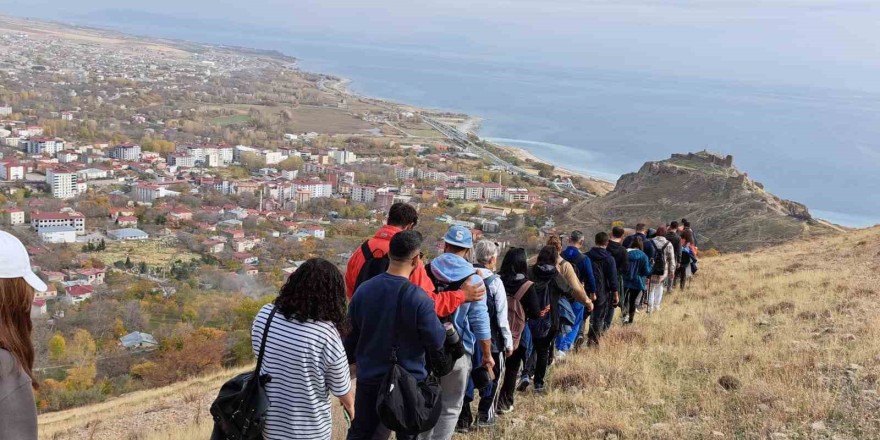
{"left": 528, "top": 264, "right": 572, "bottom": 336}
{"left": 607, "top": 241, "right": 630, "bottom": 279}
{"left": 665, "top": 231, "right": 682, "bottom": 266}
{"left": 501, "top": 273, "right": 541, "bottom": 320}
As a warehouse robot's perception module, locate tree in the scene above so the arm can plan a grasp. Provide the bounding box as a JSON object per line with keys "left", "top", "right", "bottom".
{"left": 277, "top": 156, "right": 303, "bottom": 171}
{"left": 138, "top": 261, "right": 148, "bottom": 274}
{"left": 124, "top": 256, "right": 133, "bottom": 269}
{"left": 48, "top": 332, "right": 67, "bottom": 361}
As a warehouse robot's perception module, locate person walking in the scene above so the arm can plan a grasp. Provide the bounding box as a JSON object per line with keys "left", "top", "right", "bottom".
{"left": 557, "top": 231, "right": 596, "bottom": 357}
{"left": 665, "top": 221, "right": 683, "bottom": 293}
{"left": 677, "top": 229, "right": 698, "bottom": 290}
{"left": 0, "top": 231, "right": 46, "bottom": 440}
{"left": 346, "top": 231, "right": 451, "bottom": 440}
{"left": 456, "top": 240, "right": 512, "bottom": 432}
{"left": 419, "top": 226, "right": 493, "bottom": 440}
{"left": 345, "top": 202, "right": 485, "bottom": 316}
{"left": 623, "top": 223, "right": 656, "bottom": 261}
{"left": 251, "top": 258, "right": 353, "bottom": 440}
{"left": 586, "top": 232, "right": 619, "bottom": 346}
{"left": 495, "top": 248, "right": 541, "bottom": 413}
{"left": 528, "top": 245, "right": 573, "bottom": 393}
{"left": 607, "top": 227, "right": 629, "bottom": 325}
{"left": 648, "top": 226, "right": 676, "bottom": 312}
{"left": 622, "top": 237, "right": 652, "bottom": 324}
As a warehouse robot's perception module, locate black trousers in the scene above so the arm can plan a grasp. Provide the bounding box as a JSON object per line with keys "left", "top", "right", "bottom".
{"left": 533, "top": 335, "right": 554, "bottom": 388}
{"left": 587, "top": 299, "right": 610, "bottom": 346}
{"left": 347, "top": 381, "right": 417, "bottom": 440}
{"left": 675, "top": 266, "right": 688, "bottom": 290}
{"left": 624, "top": 288, "right": 642, "bottom": 323}
{"left": 497, "top": 345, "right": 525, "bottom": 409}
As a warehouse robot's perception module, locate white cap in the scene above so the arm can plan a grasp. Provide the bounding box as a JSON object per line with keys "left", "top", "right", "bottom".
{"left": 0, "top": 231, "right": 48, "bottom": 292}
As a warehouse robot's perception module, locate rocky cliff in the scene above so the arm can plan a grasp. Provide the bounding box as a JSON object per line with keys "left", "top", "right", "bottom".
{"left": 562, "top": 151, "right": 839, "bottom": 251}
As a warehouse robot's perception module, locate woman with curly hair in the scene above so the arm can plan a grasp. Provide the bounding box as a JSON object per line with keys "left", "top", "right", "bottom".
{"left": 252, "top": 258, "right": 354, "bottom": 440}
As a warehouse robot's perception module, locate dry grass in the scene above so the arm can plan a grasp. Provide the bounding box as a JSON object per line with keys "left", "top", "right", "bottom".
{"left": 93, "top": 240, "right": 200, "bottom": 268}
{"left": 41, "top": 228, "right": 880, "bottom": 439}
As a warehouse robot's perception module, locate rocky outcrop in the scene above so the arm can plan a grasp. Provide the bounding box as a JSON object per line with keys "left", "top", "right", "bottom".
{"left": 562, "top": 151, "right": 836, "bottom": 251}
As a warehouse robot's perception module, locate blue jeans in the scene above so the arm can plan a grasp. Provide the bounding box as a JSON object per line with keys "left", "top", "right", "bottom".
{"left": 555, "top": 301, "right": 585, "bottom": 351}
{"left": 520, "top": 324, "right": 534, "bottom": 380}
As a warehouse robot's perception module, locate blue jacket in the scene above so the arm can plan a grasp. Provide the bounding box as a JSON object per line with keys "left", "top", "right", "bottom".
{"left": 623, "top": 249, "right": 653, "bottom": 291}
{"left": 429, "top": 253, "right": 491, "bottom": 355}
{"left": 587, "top": 247, "right": 619, "bottom": 296}
{"left": 345, "top": 273, "right": 446, "bottom": 384}
{"left": 623, "top": 233, "right": 656, "bottom": 260}
{"left": 561, "top": 246, "right": 597, "bottom": 294}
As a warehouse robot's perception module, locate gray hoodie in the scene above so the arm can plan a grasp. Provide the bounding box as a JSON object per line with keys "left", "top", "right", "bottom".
{"left": 0, "top": 349, "right": 37, "bottom": 440}
{"left": 651, "top": 235, "right": 676, "bottom": 282}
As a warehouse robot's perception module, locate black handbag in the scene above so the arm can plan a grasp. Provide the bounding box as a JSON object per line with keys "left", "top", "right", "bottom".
{"left": 375, "top": 282, "right": 443, "bottom": 435}
{"left": 210, "top": 306, "right": 278, "bottom": 440}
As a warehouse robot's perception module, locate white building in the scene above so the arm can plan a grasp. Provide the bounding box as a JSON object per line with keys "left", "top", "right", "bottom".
{"left": 0, "top": 105, "right": 11, "bottom": 116}
{"left": 46, "top": 168, "right": 83, "bottom": 199}
{"left": 57, "top": 150, "right": 79, "bottom": 163}
{"left": 235, "top": 145, "right": 284, "bottom": 165}
{"left": 394, "top": 166, "right": 415, "bottom": 180}
{"left": 352, "top": 184, "right": 378, "bottom": 203}
{"left": 3, "top": 208, "right": 25, "bottom": 225}
{"left": 31, "top": 210, "right": 86, "bottom": 234}
{"left": 505, "top": 188, "right": 530, "bottom": 203}
{"left": 76, "top": 168, "right": 109, "bottom": 181}
{"left": 464, "top": 184, "right": 484, "bottom": 201}
{"left": 329, "top": 149, "right": 357, "bottom": 165}
{"left": 38, "top": 225, "right": 77, "bottom": 243}
{"left": 446, "top": 187, "right": 465, "bottom": 200}
{"left": 108, "top": 228, "right": 149, "bottom": 241}
{"left": 0, "top": 161, "right": 25, "bottom": 180}
{"left": 109, "top": 144, "right": 141, "bottom": 161}
{"left": 167, "top": 153, "right": 196, "bottom": 167}
{"left": 133, "top": 182, "right": 180, "bottom": 202}
{"left": 293, "top": 180, "right": 333, "bottom": 199}
{"left": 22, "top": 137, "right": 64, "bottom": 155}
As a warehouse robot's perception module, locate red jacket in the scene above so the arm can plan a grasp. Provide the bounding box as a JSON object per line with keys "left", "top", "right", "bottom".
{"left": 345, "top": 225, "right": 464, "bottom": 317}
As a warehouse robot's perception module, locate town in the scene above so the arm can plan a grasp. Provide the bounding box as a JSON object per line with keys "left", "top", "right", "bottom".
{"left": 0, "top": 17, "right": 586, "bottom": 411}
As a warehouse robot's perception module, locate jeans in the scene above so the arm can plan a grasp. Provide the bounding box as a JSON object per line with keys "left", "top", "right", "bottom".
{"left": 347, "top": 380, "right": 417, "bottom": 440}
{"left": 624, "top": 288, "right": 642, "bottom": 323}
{"left": 459, "top": 351, "right": 504, "bottom": 426}
{"left": 555, "top": 301, "right": 585, "bottom": 351}
{"left": 587, "top": 298, "right": 610, "bottom": 346}
{"left": 520, "top": 325, "right": 534, "bottom": 380}
{"left": 497, "top": 345, "right": 525, "bottom": 409}
{"left": 533, "top": 335, "right": 554, "bottom": 388}
{"left": 418, "top": 355, "right": 471, "bottom": 440}
{"left": 676, "top": 265, "right": 688, "bottom": 290}
{"left": 648, "top": 281, "right": 665, "bottom": 310}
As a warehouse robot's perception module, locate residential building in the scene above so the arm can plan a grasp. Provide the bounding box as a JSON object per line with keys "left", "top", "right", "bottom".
{"left": 293, "top": 180, "right": 332, "bottom": 199}
{"left": 77, "top": 168, "right": 109, "bottom": 181}
{"left": 329, "top": 149, "right": 357, "bottom": 165}
{"left": 133, "top": 182, "right": 180, "bottom": 202}
{"left": 65, "top": 285, "right": 94, "bottom": 304}
{"left": 22, "top": 137, "right": 64, "bottom": 155}
{"left": 202, "top": 239, "right": 225, "bottom": 254}
{"left": 31, "top": 299, "right": 47, "bottom": 319}
{"left": 108, "top": 228, "right": 149, "bottom": 241}
{"left": 38, "top": 226, "right": 77, "bottom": 243}
{"left": 4, "top": 208, "right": 25, "bottom": 225}
{"left": 31, "top": 211, "right": 86, "bottom": 234}
{"left": 169, "top": 207, "right": 193, "bottom": 221}
{"left": 109, "top": 207, "right": 136, "bottom": 220}
{"left": 483, "top": 183, "right": 504, "bottom": 200}
{"left": 301, "top": 225, "right": 326, "bottom": 239}
{"left": 0, "top": 161, "right": 25, "bottom": 180}
{"left": 34, "top": 285, "right": 58, "bottom": 301}
{"left": 109, "top": 143, "right": 142, "bottom": 161}
{"left": 46, "top": 168, "right": 82, "bottom": 199}
{"left": 505, "top": 188, "right": 530, "bottom": 203}
{"left": 167, "top": 153, "right": 196, "bottom": 167}
{"left": 75, "top": 268, "right": 106, "bottom": 285}
{"left": 57, "top": 151, "right": 79, "bottom": 163}
{"left": 115, "top": 216, "right": 138, "bottom": 227}
{"left": 0, "top": 105, "right": 11, "bottom": 116}
{"left": 351, "top": 184, "right": 378, "bottom": 203}
{"left": 464, "top": 183, "right": 484, "bottom": 201}
{"left": 446, "top": 187, "right": 465, "bottom": 200}
{"left": 120, "top": 332, "right": 159, "bottom": 350}
{"left": 394, "top": 166, "right": 415, "bottom": 179}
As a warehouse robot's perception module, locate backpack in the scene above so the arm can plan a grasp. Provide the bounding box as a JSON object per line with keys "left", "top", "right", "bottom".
{"left": 425, "top": 263, "right": 477, "bottom": 320}
{"left": 529, "top": 281, "right": 553, "bottom": 339}
{"left": 507, "top": 280, "right": 532, "bottom": 349}
{"left": 482, "top": 273, "right": 505, "bottom": 353}
{"left": 587, "top": 254, "right": 607, "bottom": 301}
{"left": 651, "top": 242, "right": 669, "bottom": 277}
{"left": 354, "top": 240, "right": 389, "bottom": 293}
{"left": 562, "top": 251, "right": 588, "bottom": 287}
{"left": 210, "top": 307, "right": 277, "bottom": 440}
{"left": 376, "top": 282, "right": 443, "bottom": 434}
{"left": 557, "top": 296, "right": 575, "bottom": 336}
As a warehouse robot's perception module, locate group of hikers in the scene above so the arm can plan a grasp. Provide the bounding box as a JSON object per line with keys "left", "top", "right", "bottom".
{"left": 0, "top": 203, "right": 700, "bottom": 440}
{"left": 247, "top": 202, "right": 701, "bottom": 440}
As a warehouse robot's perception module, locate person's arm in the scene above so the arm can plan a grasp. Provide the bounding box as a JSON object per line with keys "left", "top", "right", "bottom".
{"left": 492, "top": 277, "right": 513, "bottom": 354}
{"left": 606, "top": 257, "right": 619, "bottom": 304}
{"left": 641, "top": 253, "right": 653, "bottom": 277}
{"left": 466, "top": 276, "right": 495, "bottom": 374}
{"left": 324, "top": 330, "right": 354, "bottom": 419}
{"left": 411, "top": 260, "right": 475, "bottom": 317}
{"left": 581, "top": 258, "right": 597, "bottom": 295}
{"left": 561, "top": 262, "right": 587, "bottom": 305}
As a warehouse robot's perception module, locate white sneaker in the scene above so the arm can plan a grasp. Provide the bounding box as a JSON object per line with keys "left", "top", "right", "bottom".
{"left": 554, "top": 350, "right": 567, "bottom": 362}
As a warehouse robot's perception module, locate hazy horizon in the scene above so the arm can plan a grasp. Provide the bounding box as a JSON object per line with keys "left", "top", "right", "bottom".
{"left": 2, "top": 1, "right": 879, "bottom": 226}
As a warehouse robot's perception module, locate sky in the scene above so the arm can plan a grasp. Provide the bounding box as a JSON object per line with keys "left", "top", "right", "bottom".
{"left": 3, "top": 0, "right": 880, "bottom": 93}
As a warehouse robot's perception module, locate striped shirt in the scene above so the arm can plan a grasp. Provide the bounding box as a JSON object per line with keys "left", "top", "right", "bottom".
{"left": 252, "top": 304, "right": 351, "bottom": 440}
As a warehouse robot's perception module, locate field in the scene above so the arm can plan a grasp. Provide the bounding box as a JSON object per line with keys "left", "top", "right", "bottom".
{"left": 92, "top": 239, "right": 201, "bottom": 268}
{"left": 39, "top": 227, "right": 880, "bottom": 439}
{"left": 208, "top": 114, "right": 252, "bottom": 126}
{"left": 199, "top": 103, "right": 380, "bottom": 135}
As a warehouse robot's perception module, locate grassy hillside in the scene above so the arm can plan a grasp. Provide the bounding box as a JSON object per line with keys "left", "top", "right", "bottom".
{"left": 40, "top": 227, "right": 880, "bottom": 439}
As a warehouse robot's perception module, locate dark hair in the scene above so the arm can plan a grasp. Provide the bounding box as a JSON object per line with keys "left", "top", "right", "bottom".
{"left": 682, "top": 219, "right": 691, "bottom": 228}
{"left": 595, "top": 231, "right": 609, "bottom": 246}
{"left": 274, "top": 258, "right": 347, "bottom": 332}
{"left": 681, "top": 229, "right": 695, "bottom": 245}
{"left": 536, "top": 245, "right": 558, "bottom": 266}
{"left": 499, "top": 247, "right": 528, "bottom": 277}
{"left": 546, "top": 235, "right": 563, "bottom": 253}
{"left": 569, "top": 230, "right": 584, "bottom": 243}
{"left": 670, "top": 221, "right": 680, "bottom": 229}
{"left": 389, "top": 230, "right": 422, "bottom": 261}
{"left": 387, "top": 202, "right": 418, "bottom": 228}
{"left": 611, "top": 226, "right": 625, "bottom": 238}
{"left": 635, "top": 223, "right": 646, "bottom": 232}
{"left": 629, "top": 235, "right": 644, "bottom": 251}
{"left": 656, "top": 225, "right": 668, "bottom": 237}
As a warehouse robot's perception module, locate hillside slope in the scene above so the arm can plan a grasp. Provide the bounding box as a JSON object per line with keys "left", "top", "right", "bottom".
{"left": 562, "top": 151, "right": 843, "bottom": 252}
{"left": 40, "top": 227, "right": 880, "bottom": 439}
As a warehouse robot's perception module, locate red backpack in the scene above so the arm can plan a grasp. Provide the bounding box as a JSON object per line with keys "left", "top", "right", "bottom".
{"left": 507, "top": 280, "right": 533, "bottom": 349}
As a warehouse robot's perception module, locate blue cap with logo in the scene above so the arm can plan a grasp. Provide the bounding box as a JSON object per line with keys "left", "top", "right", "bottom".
{"left": 443, "top": 225, "right": 474, "bottom": 249}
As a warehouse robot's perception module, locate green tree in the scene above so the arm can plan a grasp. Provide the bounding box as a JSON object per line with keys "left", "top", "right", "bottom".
{"left": 48, "top": 332, "right": 67, "bottom": 361}
{"left": 124, "top": 256, "right": 133, "bottom": 269}
{"left": 277, "top": 156, "right": 303, "bottom": 171}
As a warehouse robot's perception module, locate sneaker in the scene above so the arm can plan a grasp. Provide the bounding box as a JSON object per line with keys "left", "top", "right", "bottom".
{"left": 496, "top": 403, "right": 514, "bottom": 414}
{"left": 554, "top": 350, "right": 567, "bottom": 362}
{"left": 454, "top": 426, "right": 470, "bottom": 434}
{"left": 475, "top": 415, "right": 496, "bottom": 428}
{"left": 516, "top": 378, "right": 531, "bottom": 393}
{"left": 534, "top": 385, "right": 547, "bottom": 394}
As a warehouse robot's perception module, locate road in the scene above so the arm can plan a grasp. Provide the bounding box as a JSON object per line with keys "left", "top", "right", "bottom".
{"left": 424, "top": 117, "right": 596, "bottom": 199}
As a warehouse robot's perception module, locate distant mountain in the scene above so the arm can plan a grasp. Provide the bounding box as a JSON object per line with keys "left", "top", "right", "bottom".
{"left": 560, "top": 151, "right": 842, "bottom": 251}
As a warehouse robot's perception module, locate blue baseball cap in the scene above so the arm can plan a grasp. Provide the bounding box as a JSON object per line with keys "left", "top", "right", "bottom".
{"left": 444, "top": 225, "right": 473, "bottom": 249}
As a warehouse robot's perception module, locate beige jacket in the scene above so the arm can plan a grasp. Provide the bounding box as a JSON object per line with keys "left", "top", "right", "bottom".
{"left": 556, "top": 257, "right": 589, "bottom": 305}
{"left": 0, "top": 349, "right": 38, "bottom": 440}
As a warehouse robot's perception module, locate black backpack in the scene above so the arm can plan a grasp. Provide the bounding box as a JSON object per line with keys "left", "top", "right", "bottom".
{"left": 376, "top": 282, "right": 443, "bottom": 434}
{"left": 529, "top": 280, "right": 554, "bottom": 339}
{"left": 425, "top": 263, "right": 475, "bottom": 293}
{"left": 354, "top": 240, "right": 390, "bottom": 292}
{"left": 651, "top": 242, "right": 669, "bottom": 277}
{"left": 482, "top": 274, "right": 505, "bottom": 353}
{"left": 587, "top": 254, "right": 607, "bottom": 301}
{"left": 210, "top": 307, "right": 277, "bottom": 440}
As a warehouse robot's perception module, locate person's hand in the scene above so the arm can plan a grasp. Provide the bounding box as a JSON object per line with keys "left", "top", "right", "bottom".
{"left": 584, "top": 300, "right": 594, "bottom": 313}
{"left": 481, "top": 355, "right": 496, "bottom": 380}
{"left": 504, "top": 348, "right": 513, "bottom": 358}
{"left": 590, "top": 292, "right": 597, "bottom": 302}
{"left": 462, "top": 279, "right": 486, "bottom": 302}
{"left": 612, "top": 292, "right": 620, "bottom": 307}
{"left": 539, "top": 305, "right": 551, "bottom": 317}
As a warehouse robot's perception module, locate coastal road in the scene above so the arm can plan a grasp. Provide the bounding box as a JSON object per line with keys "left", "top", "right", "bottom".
{"left": 424, "top": 117, "right": 596, "bottom": 199}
